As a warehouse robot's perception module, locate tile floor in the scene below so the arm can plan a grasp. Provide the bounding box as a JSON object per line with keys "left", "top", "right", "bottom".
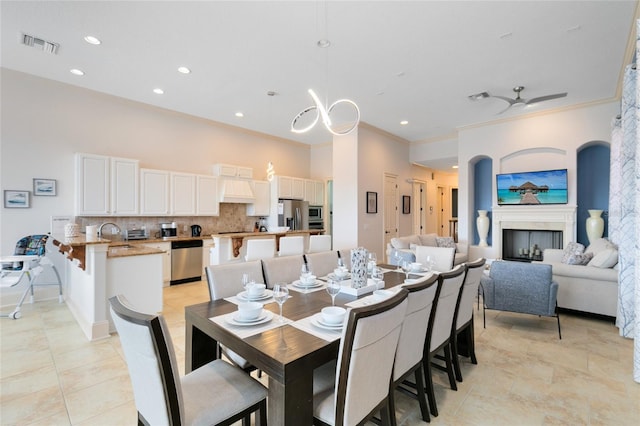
{"left": 1, "top": 280, "right": 639, "bottom": 425}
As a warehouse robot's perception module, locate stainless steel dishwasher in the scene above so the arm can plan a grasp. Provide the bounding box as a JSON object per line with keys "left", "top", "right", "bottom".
{"left": 170, "top": 240, "right": 203, "bottom": 285}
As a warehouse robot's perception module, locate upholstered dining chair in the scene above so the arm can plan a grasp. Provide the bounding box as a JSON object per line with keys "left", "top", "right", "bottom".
{"left": 109, "top": 295, "right": 267, "bottom": 426}
{"left": 451, "top": 258, "right": 486, "bottom": 382}
{"left": 312, "top": 289, "right": 409, "bottom": 426}
{"left": 424, "top": 265, "right": 467, "bottom": 417}
{"left": 278, "top": 236, "right": 305, "bottom": 256}
{"left": 261, "top": 254, "right": 305, "bottom": 288}
{"left": 308, "top": 234, "right": 332, "bottom": 253}
{"left": 305, "top": 250, "right": 339, "bottom": 278}
{"left": 244, "top": 238, "right": 276, "bottom": 261}
{"left": 415, "top": 245, "right": 456, "bottom": 272}
{"left": 389, "top": 274, "right": 440, "bottom": 425}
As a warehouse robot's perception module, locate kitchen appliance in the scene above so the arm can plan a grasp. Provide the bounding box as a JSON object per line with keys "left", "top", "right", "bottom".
{"left": 124, "top": 228, "right": 148, "bottom": 240}
{"left": 308, "top": 205, "right": 324, "bottom": 230}
{"left": 160, "top": 222, "right": 177, "bottom": 238}
{"left": 170, "top": 239, "right": 203, "bottom": 285}
{"left": 191, "top": 224, "right": 202, "bottom": 237}
{"left": 278, "top": 199, "right": 309, "bottom": 231}
{"left": 259, "top": 218, "right": 268, "bottom": 232}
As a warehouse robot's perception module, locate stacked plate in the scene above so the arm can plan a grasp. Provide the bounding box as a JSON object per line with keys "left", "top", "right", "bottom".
{"left": 226, "top": 310, "right": 273, "bottom": 326}
{"left": 237, "top": 289, "right": 273, "bottom": 301}
{"left": 292, "top": 279, "right": 323, "bottom": 289}
{"left": 311, "top": 313, "right": 344, "bottom": 331}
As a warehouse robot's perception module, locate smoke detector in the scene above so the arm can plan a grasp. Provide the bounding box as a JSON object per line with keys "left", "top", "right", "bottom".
{"left": 21, "top": 33, "right": 59, "bottom": 54}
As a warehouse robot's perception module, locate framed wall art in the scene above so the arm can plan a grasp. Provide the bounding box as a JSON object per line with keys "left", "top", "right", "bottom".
{"left": 366, "top": 191, "right": 377, "bottom": 214}
{"left": 4, "top": 190, "right": 30, "bottom": 208}
{"left": 402, "top": 195, "right": 411, "bottom": 214}
{"left": 33, "top": 178, "right": 57, "bottom": 196}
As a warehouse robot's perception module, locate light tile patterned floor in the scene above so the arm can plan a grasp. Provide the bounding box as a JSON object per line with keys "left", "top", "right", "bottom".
{"left": 1, "top": 280, "right": 638, "bottom": 425}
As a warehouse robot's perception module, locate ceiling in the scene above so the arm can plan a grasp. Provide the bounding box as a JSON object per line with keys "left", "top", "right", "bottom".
{"left": 1, "top": 1, "right": 637, "bottom": 170}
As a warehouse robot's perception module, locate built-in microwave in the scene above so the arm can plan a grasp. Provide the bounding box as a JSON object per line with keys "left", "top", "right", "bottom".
{"left": 309, "top": 205, "right": 323, "bottom": 222}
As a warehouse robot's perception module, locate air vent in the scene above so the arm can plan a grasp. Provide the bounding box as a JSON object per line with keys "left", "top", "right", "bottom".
{"left": 21, "top": 33, "right": 59, "bottom": 54}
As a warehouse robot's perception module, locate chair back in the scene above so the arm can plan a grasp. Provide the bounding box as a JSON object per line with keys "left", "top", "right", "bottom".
{"left": 244, "top": 238, "right": 276, "bottom": 261}
{"left": 304, "top": 251, "right": 339, "bottom": 277}
{"left": 261, "top": 255, "right": 305, "bottom": 287}
{"left": 14, "top": 235, "right": 49, "bottom": 256}
{"left": 205, "top": 260, "right": 264, "bottom": 300}
{"left": 415, "top": 245, "right": 456, "bottom": 272}
{"left": 429, "top": 265, "right": 466, "bottom": 352}
{"left": 109, "top": 295, "right": 183, "bottom": 425}
{"left": 333, "top": 289, "right": 409, "bottom": 426}
{"left": 393, "top": 274, "right": 439, "bottom": 382}
{"left": 456, "top": 258, "right": 486, "bottom": 330}
{"left": 279, "top": 236, "right": 304, "bottom": 256}
{"left": 308, "top": 235, "right": 332, "bottom": 253}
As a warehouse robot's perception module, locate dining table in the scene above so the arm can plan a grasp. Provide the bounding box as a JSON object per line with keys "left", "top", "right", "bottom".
{"left": 184, "top": 264, "right": 421, "bottom": 425}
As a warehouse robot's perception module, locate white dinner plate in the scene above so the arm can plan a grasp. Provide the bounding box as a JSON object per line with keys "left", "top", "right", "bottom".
{"left": 311, "top": 314, "right": 343, "bottom": 331}
{"left": 237, "top": 289, "right": 273, "bottom": 301}
{"left": 326, "top": 273, "right": 351, "bottom": 281}
{"left": 227, "top": 310, "right": 273, "bottom": 327}
{"left": 292, "top": 280, "right": 323, "bottom": 289}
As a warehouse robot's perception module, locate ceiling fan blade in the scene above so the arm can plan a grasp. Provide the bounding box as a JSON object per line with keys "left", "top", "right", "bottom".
{"left": 491, "top": 95, "right": 517, "bottom": 106}
{"left": 495, "top": 104, "right": 513, "bottom": 115}
{"left": 525, "top": 92, "right": 567, "bottom": 105}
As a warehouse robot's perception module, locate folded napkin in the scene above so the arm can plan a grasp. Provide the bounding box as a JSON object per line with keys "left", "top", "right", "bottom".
{"left": 291, "top": 313, "right": 343, "bottom": 342}
{"left": 209, "top": 311, "right": 291, "bottom": 339}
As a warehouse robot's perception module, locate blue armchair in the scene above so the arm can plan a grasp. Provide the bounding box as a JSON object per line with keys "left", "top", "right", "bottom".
{"left": 480, "top": 260, "right": 561, "bottom": 338}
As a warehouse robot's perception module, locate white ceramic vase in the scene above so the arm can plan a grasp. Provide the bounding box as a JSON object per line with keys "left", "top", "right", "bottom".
{"left": 476, "top": 210, "right": 489, "bottom": 247}
{"left": 586, "top": 209, "right": 604, "bottom": 243}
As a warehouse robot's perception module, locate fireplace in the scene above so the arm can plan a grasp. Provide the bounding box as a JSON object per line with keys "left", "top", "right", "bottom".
{"left": 492, "top": 205, "right": 576, "bottom": 260}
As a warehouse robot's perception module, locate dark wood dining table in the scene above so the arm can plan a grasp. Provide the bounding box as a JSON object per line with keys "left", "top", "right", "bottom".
{"left": 184, "top": 266, "right": 410, "bottom": 425}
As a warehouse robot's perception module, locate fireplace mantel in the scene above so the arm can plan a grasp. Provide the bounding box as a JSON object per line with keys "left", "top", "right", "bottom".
{"left": 492, "top": 205, "right": 576, "bottom": 257}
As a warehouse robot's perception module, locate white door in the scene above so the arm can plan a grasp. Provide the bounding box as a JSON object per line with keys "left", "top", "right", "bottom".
{"left": 383, "top": 174, "right": 398, "bottom": 262}
{"left": 412, "top": 181, "right": 426, "bottom": 234}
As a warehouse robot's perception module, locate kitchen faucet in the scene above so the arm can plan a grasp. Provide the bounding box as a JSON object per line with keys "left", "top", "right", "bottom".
{"left": 98, "top": 222, "right": 121, "bottom": 238}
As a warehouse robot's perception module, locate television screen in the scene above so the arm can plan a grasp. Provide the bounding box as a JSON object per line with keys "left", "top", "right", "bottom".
{"left": 496, "top": 169, "right": 568, "bottom": 205}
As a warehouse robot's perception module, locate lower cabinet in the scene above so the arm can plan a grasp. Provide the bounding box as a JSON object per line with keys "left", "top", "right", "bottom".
{"left": 143, "top": 242, "right": 171, "bottom": 286}
{"left": 202, "top": 239, "right": 214, "bottom": 280}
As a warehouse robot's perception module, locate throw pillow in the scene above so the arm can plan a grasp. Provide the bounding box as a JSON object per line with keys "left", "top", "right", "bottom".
{"left": 587, "top": 248, "right": 619, "bottom": 268}
{"left": 585, "top": 238, "right": 616, "bottom": 256}
{"left": 564, "top": 252, "right": 594, "bottom": 265}
{"left": 561, "top": 242, "right": 585, "bottom": 263}
{"left": 419, "top": 233, "right": 438, "bottom": 247}
{"left": 436, "top": 236, "right": 456, "bottom": 249}
{"left": 390, "top": 237, "right": 409, "bottom": 249}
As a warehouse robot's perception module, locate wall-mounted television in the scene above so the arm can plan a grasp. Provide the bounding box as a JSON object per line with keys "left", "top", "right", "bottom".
{"left": 496, "top": 169, "right": 568, "bottom": 205}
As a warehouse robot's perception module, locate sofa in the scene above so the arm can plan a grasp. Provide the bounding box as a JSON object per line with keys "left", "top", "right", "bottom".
{"left": 385, "top": 233, "right": 468, "bottom": 267}
{"left": 535, "top": 238, "right": 618, "bottom": 318}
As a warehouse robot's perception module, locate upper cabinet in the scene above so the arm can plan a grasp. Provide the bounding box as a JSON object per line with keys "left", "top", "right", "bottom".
{"left": 305, "top": 179, "right": 325, "bottom": 206}
{"left": 75, "top": 153, "right": 139, "bottom": 216}
{"left": 140, "top": 168, "right": 170, "bottom": 215}
{"left": 277, "top": 175, "right": 305, "bottom": 200}
{"left": 170, "top": 172, "right": 196, "bottom": 216}
{"left": 196, "top": 175, "right": 219, "bottom": 216}
{"left": 246, "top": 180, "right": 270, "bottom": 216}
{"left": 212, "top": 163, "right": 253, "bottom": 179}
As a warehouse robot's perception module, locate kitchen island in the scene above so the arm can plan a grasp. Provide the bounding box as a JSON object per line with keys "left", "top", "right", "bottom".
{"left": 209, "top": 229, "right": 324, "bottom": 264}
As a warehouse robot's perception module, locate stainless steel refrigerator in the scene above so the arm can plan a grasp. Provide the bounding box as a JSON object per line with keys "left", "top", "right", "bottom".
{"left": 278, "top": 199, "right": 309, "bottom": 230}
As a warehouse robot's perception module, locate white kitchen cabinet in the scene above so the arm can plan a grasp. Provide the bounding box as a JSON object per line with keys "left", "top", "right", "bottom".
{"left": 304, "top": 179, "right": 325, "bottom": 206}
{"left": 75, "top": 153, "right": 138, "bottom": 216}
{"left": 170, "top": 172, "right": 196, "bottom": 215}
{"left": 196, "top": 175, "right": 219, "bottom": 216}
{"left": 140, "top": 168, "right": 170, "bottom": 215}
{"left": 246, "top": 180, "right": 270, "bottom": 216}
{"left": 277, "top": 175, "right": 304, "bottom": 200}
{"left": 202, "top": 239, "right": 214, "bottom": 279}
{"left": 291, "top": 177, "right": 305, "bottom": 199}
{"left": 143, "top": 242, "right": 171, "bottom": 286}
{"left": 314, "top": 180, "right": 325, "bottom": 206}
{"left": 212, "top": 163, "right": 253, "bottom": 179}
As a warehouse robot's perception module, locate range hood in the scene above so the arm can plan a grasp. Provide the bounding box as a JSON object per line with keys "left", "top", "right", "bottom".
{"left": 219, "top": 179, "right": 255, "bottom": 203}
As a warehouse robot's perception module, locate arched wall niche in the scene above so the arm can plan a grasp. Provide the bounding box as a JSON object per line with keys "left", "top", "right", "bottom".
{"left": 469, "top": 155, "right": 493, "bottom": 245}
{"left": 576, "top": 140, "right": 610, "bottom": 245}
{"left": 500, "top": 147, "right": 568, "bottom": 172}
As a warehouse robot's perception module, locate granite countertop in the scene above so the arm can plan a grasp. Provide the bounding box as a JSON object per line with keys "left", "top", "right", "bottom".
{"left": 210, "top": 229, "right": 325, "bottom": 238}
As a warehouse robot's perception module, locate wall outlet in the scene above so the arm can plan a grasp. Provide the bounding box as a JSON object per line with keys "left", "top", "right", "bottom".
{"left": 183, "top": 225, "right": 188, "bottom": 232}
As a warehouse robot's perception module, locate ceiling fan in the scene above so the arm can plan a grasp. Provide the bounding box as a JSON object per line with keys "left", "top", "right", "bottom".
{"left": 477, "top": 86, "right": 568, "bottom": 114}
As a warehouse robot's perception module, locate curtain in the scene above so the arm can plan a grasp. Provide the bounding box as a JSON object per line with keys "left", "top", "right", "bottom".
{"left": 610, "top": 19, "right": 639, "bottom": 383}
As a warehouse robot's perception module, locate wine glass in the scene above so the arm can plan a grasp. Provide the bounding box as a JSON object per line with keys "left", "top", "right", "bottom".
{"left": 393, "top": 250, "right": 402, "bottom": 272}
{"left": 326, "top": 278, "right": 341, "bottom": 306}
{"left": 401, "top": 260, "right": 412, "bottom": 281}
{"left": 425, "top": 255, "right": 435, "bottom": 272}
{"left": 372, "top": 267, "right": 384, "bottom": 287}
{"left": 337, "top": 256, "right": 345, "bottom": 269}
{"left": 367, "top": 252, "right": 377, "bottom": 274}
{"left": 241, "top": 273, "right": 250, "bottom": 291}
{"left": 272, "top": 283, "right": 289, "bottom": 322}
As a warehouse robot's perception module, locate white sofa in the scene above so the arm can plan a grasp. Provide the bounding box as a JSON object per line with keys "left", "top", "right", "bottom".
{"left": 385, "top": 233, "right": 468, "bottom": 267}
{"left": 535, "top": 238, "right": 618, "bottom": 318}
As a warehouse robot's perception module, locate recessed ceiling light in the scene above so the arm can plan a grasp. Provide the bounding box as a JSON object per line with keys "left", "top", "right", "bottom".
{"left": 153, "top": 88, "right": 164, "bottom": 95}
{"left": 400, "top": 120, "right": 409, "bottom": 125}
{"left": 452, "top": 165, "right": 459, "bottom": 169}
{"left": 84, "top": 35, "right": 101, "bottom": 45}
{"left": 70, "top": 68, "right": 84, "bottom": 76}
{"left": 317, "top": 39, "right": 331, "bottom": 48}
{"left": 177, "top": 66, "right": 191, "bottom": 74}
{"left": 235, "top": 112, "right": 244, "bottom": 118}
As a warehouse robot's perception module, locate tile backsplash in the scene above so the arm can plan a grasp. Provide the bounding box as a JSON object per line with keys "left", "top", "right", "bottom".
{"left": 76, "top": 203, "right": 262, "bottom": 238}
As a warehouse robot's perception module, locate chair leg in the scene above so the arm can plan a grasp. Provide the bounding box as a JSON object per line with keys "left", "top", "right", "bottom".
{"left": 557, "top": 314, "right": 562, "bottom": 340}
{"left": 423, "top": 357, "right": 438, "bottom": 417}
{"left": 388, "top": 387, "right": 398, "bottom": 426}
{"left": 256, "top": 399, "right": 267, "bottom": 426}
{"left": 443, "top": 344, "right": 457, "bottom": 391}
{"left": 380, "top": 402, "right": 392, "bottom": 426}
{"left": 414, "top": 365, "right": 430, "bottom": 423}
{"left": 452, "top": 334, "right": 463, "bottom": 383}
{"left": 468, "top": 318, "right": 478, "bottom": 365}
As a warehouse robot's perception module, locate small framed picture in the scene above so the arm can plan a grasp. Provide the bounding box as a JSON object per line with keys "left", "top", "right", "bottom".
{"left": 402, "top": 195, "right": 411, "bottom": 214}
{"left": 33, "top": 178, "right": 57, "bottom": 196}
{"left": 4, "top": 190, "right": 30, "bottom": 208}
{"left": 366, "top": 191, "right": 377, "bottom": 214}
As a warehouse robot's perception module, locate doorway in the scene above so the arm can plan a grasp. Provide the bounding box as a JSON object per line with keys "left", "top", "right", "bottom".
{"left": 384, "top": 174, "right": 399, "bottom": 262}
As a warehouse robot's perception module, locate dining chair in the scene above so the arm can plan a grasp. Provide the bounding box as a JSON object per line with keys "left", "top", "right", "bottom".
{"left": 415, "top": 245, "right": 456, "bottom": 272}
{"left": 312, "top": 289, "right": 409, "bottom": 426}
{"left": 244, "top": 238, "right": 276, "bottom": 261}
{"left": 261, "top": 255, "right": 305, "bottom": 288}
{"left": 452, "top": 258, "right": 486, "bottom": 382}
{"left": 109, "top": 295, "right": 267, "bottom": 426}
{"left": 423, "top": 264, "right": 467, "bottom": 417}
{"left": 278, "top": 236, "right": 305, "bottom": 256}
{"left": 304, "top": 251, "right": 339, "bottom": 278}
{"left": 308, "top": 235, "right": 332, "bottom": 253}
{"left": 389, "top": 273, "right": 440, "bottom": 425}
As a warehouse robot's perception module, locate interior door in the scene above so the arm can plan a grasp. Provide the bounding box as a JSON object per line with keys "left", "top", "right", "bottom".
{"left": 412, "top": 181, "right": 425, "bottom": 234}
{"left": 384, "top": 174, "right": 399, "bottom": 262}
